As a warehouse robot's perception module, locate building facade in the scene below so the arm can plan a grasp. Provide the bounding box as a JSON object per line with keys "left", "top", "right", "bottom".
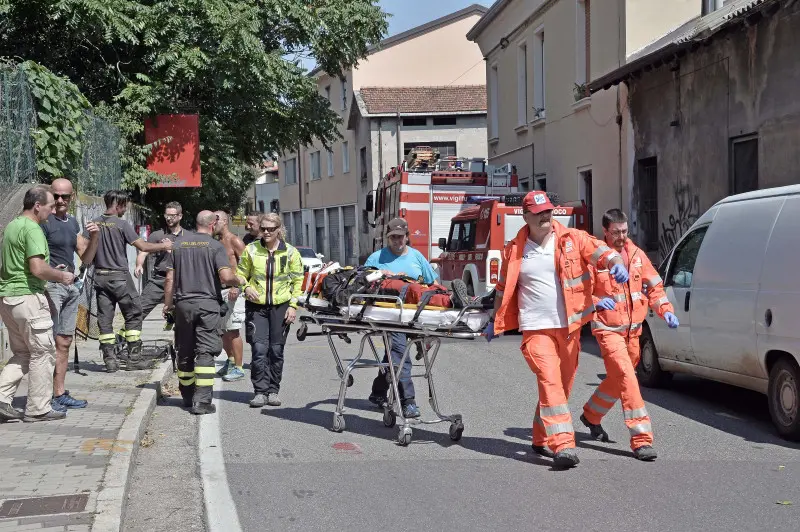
{"left": 467, "top": 0, "right": 703, "bottom": 235}
{"left": 246, "top": 160, "right": 280, "bottom": 215}
{"left": 278, "top": 4, "right": 488, "bottom": 264}
{"left": 591, "top": 0, "right": 800, "bottom": 262}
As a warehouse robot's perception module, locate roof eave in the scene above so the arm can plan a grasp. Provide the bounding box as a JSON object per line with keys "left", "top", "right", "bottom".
{"left": 467, "top": 0, "right": 512, "bottom": 41}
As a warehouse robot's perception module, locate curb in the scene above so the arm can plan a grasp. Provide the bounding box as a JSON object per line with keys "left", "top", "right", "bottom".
{"left": 92, "top": 359, "right": 174, "bottom": 532}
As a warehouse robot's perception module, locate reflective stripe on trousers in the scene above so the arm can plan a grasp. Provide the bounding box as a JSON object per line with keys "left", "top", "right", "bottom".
{"left": 591, "top": 321, "right": 642, "bottom": 333}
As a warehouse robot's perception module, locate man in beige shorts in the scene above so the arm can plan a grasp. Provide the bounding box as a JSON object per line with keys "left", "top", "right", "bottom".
{"left": 0, "top": 186, "right": 75, "bottom": 423}
{"left": 214, "top": 211, "right": 247, "bottom": 381}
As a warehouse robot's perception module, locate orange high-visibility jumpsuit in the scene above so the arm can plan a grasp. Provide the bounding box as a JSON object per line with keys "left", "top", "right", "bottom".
{"left": 493, "top": 221, "right": 620, "bottom": 453}
{"left": 582, "top": 239, "right": 674, "bottom": 450}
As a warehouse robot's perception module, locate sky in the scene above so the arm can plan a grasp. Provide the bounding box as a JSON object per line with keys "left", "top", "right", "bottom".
{"left": 300, "top": 0, "right": 493, "bottom": 71}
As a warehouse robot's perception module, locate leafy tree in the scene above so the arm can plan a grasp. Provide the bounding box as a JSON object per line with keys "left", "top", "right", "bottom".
{"left": 0, "top": 0, "right": 388, "bottom": 216}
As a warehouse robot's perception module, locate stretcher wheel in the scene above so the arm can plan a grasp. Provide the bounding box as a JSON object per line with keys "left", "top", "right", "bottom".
{"left": 449, "top": 422, "right": 464, "bottom": 441}
{"left": 383, "top": 409, "right": 396, "bottom": 428}
{"left": 332, "top": 414, "right": 346, "bottom": 432}
{"left": 398, "top": 427, "right": 412, "bottom": 446}
{"left": 296, "top": 323, "right": 308, "bottom": 341}
{"left": 347, "top": 374, "right": 354, "bottom": 387}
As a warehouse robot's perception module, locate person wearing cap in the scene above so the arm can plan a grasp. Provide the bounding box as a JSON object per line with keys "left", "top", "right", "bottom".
{"left": 364, "top": 217, "right": 438, "bottom": 419}
{"left": 485, "top": 191, "right": 629, "bottom": 468}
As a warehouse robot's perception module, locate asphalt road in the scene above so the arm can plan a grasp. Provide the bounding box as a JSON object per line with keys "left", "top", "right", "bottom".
{"left": 207, "top": 328, "right": 800, "bottom": 532}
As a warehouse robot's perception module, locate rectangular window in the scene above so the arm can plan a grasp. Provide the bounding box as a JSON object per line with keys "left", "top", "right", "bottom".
{"left": 284, "top": 157, "right": 297, "bottom": 185}
{"left": 536, "top": 177, "right": 547, "bottom": 191}
{"left": 433, "top": 116, "right": 457, "bottom": 126}
{"left": 730, "top": 135, "right": 759, "bottom": 194}
{"left": 579, "top": 168, "right": 593, "bottom": 234}
{"left": 324, "top": 85, "right": 331, "bottom": 101}
{"left": 517, "top": 41, "right": 528, "bottom": 126}
{"left": 576, "top": 1, "right": 589, "bottom": 90}
{"left": 637, "top": 157, "right": 659, "bottom": 253}
{"left": 404, "top": 142, "right": 457, "bottom": 160}
{"left": 702, "top": 0, "right": 724, "bottom": 15}
{"left": 359, "top": 146, "right": 368, "bottom": 184}
{"left": 342, "top": 141, "right": 350, "bottom": 173}
{"left": 341, "top": 77, "right": 347, "bottom": 111}
{"left": 402, "top": 117, "right": 427, "bottom": 127}
{"left": 489, "top": 63, "right": 499, "bottom": 137}
{"left": 327, "top": 149, "right": 334, "bottom": 177}
{"left": 533, "top": 27, "right": 545, "bottom": 119}
{"left": 309, "top": 151, "right": 321, "bottom": 180}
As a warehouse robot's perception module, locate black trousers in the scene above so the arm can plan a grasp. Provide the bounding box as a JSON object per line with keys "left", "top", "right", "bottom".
{"left": 140, "top": 274, "right": 166, "bottom": 320}
{"left": 175, "top": 299, "right": 223, "bottom": 405}
{"left": 245, "top": 301, "right": 289, "bottom": 395}
{"left": 94, "top": 270, "right": 142, "bottom": 344}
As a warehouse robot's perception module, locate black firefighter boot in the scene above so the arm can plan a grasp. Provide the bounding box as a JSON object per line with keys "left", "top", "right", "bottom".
{"left": 125, "top": 340, "right": 150, "bottom": 371}
{"left": 101, "top": 343, "right": 120, "bottom": 373}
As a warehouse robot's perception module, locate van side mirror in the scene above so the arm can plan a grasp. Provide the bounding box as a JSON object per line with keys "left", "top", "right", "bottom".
{"left": 366, "top": 192, "right": 374, "bottom": 212}
{"left": 438, "top": 237, "right": 447, "bottom": 251}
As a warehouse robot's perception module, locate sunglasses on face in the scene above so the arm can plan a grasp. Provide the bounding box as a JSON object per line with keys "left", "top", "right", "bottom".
{"left": 53, "top": 193, "right": 71, "bottom": 201}
{"left": 260, "top": 226, "right": 280, "bottom": 233}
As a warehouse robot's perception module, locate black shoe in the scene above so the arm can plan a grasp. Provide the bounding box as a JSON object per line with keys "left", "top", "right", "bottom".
{"left": 191, "top": 403, "right": 217, "bottom": 415}
{"left": 553, "top": 449, "right": 580, "bottom": 468}
{"left": 368, "top": 393, "right": 387, "bottom": 408}
{"left": 101, "top": 344, "right": 119, "bottom": 372}
{"left": 182, "top": 397, "right": 193, "bottom": 408}
{"left": 0, "top": 401, "right": 23, "bottom": 422}
{"left": 580, "top": 414, "right": 609, "bottom": 442}
{"left": 531, "top": 444, "right": 555, "bottom": 458}
{"left": 450, "top": 279, "right": 472, "bottom": 309}
{"left": 479, "top": 289, "right": 496, "bottom": 309}
{"left": 633, "top": 445, "right": 657, "bottom": 461}
{"left": 104, "top": 358, "right": 120, "bottom": 373}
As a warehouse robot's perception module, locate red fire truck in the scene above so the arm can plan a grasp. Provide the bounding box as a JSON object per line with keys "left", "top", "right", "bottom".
{"left": 433, "top": 194, "right": 590, "bottom": 296}
{"left": 366, "top": 151, "right": 518, "bottom": 260}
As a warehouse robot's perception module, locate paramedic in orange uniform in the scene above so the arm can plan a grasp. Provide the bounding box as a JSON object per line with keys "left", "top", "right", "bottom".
{"left": 579, "top": 209, "right": 678, "bottom": 461}
{"left": 484, "top": 191, "right": 628, "bottom": 468}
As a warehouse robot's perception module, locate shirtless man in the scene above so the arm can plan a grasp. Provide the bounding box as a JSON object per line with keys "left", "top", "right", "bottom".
{"left": 214, "top": 211, "right": 247, "bottom": 381}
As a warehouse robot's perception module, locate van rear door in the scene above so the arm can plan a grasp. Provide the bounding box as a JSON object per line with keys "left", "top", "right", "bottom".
{"left": 756, "top": 194, "right": 800, "bottom": 373}
{"left": 690, "top": 196, "right": 784, "bottom": 376}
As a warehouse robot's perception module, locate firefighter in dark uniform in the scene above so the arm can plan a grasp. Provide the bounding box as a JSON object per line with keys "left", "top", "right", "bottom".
{"left": 90, "top": 190, "right": 172, "bottom": 372}
{"left": 163, "top": 210, "right": 239, "bottom": 415}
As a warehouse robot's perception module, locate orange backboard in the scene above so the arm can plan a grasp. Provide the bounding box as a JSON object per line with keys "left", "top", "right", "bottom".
{"left": 145, "top": 114, "right": 201, "bottom": 188}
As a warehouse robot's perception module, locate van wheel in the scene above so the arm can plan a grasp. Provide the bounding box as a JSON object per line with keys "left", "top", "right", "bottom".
{"left": 636, "top": 327, "right": 672, "bottom": 388}
{"left": 768, "top": 358, "right": 800, "bottom": 441}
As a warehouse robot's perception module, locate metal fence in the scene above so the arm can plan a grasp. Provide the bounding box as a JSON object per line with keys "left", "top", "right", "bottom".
{"left": 0, "top": 64, "right": 121, "bottom": 194}
{"left": 0, "top": 67, "right": 37, "bottom": 185}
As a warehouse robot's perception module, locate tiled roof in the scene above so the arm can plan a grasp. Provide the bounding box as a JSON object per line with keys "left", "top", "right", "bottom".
{"left": 358, "top": 85, "right": 487, "bottom": 115}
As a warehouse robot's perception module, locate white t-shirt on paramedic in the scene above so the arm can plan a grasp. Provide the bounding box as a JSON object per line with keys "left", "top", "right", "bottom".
{"left": 517, "top": 236, "right": 568, "bottom": 331}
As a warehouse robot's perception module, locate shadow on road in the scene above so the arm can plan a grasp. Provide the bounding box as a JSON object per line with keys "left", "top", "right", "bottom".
{"left": 259, "top": 398, "right": 579, "bottom": 471}
{"left": 641, "top": 374, "right": 800, "bottom": 450}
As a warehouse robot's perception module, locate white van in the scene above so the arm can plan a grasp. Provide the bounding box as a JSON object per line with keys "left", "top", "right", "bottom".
{"left": 637, "top": 184, "right": 800, "bottom": 440}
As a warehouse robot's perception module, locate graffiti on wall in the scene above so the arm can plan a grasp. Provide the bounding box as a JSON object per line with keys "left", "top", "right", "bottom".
{"left": 659, "top": 184, "right": 700, "bottom": 261}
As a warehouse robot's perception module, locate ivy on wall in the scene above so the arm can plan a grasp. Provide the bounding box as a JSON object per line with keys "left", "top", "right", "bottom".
{"left": 20, "top": 60, "right": 91, "bottom": 178}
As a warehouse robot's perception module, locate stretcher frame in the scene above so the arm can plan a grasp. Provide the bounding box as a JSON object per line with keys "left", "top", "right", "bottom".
{"left": 297, "top": 292, "right": 485, "bottom": 446}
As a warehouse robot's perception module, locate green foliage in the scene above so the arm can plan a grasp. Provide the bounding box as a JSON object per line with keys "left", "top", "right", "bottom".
{"left": 19, "top": 60, "right": 91, "bottom": 177}
{"left": 0, "top": 0, "right": 388, "bottom": 216}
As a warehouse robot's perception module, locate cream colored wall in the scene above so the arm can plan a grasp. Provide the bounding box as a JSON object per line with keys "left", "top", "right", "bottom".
{"left": 353, "top": 14, "right": 486, "bottom": 89}
{"left": 626, "top": 0, "right": 700, "bottom": 56}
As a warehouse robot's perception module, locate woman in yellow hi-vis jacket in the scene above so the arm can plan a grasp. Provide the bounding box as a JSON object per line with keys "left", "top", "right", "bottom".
{"left": 234, "top": 213, "right": 303, "bottom": 408}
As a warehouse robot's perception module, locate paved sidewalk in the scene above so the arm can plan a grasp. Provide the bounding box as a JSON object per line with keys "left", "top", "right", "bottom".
{"left": 0, "top": 312, "right": 174, "bottom": 532}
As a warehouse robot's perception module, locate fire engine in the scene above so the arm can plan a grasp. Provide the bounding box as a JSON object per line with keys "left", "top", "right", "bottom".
{"left": 366, "top": 147, "right": 518, "bottom": 260}
{"left": 433, "top": 193, "right": 590, "bottom": 296}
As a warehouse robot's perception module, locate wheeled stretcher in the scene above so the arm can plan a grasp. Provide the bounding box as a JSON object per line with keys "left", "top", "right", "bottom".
{"left": 296, "top": 285, "right": 490, "bottom": 445}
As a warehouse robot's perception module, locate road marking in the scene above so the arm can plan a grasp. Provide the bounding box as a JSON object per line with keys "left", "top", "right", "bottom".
{"left": 200, "top": 381, "right": 242, "bottom": 532}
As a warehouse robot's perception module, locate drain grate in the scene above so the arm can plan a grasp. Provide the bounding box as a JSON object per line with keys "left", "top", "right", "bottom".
{"left": 0, "top": 494, "right": 88, "bottom": 518}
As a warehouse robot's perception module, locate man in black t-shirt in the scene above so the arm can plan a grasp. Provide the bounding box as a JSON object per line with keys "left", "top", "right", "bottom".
{"left": 242, "top": 213, "right": 261, "bottom": 245}
{"left": 42, "top": 178, "right": 99, "bottom": 410}
{"left": 135, "top": 201, "right": 185, "bottom": 320}
{"left": 163, "top": 210, "right": 239, "bottom": 415}
{"left": 90, "top": 190, "right": 172, "bottom": 373}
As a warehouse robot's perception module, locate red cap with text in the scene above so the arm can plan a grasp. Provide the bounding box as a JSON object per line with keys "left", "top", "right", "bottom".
{"left": 522, "top": 191, "right": 555, "bottom": 214}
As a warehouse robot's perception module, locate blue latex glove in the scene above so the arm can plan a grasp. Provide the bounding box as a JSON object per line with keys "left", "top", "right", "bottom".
{"left": 664, "top": 312, "right": 679, "bottom": 329}
{"left": 484, "top": 321, "right": 497, "bottom": 342}
{"left": 596, "top": 297, "right": 616, "bottom": 311}
{"left": 610, "top": 263, "right": 629, "bottom": 283}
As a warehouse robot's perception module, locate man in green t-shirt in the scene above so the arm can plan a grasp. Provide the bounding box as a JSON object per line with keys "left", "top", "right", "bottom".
{"left": 0, "top": 186, "right": 76, "bottom": 423}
